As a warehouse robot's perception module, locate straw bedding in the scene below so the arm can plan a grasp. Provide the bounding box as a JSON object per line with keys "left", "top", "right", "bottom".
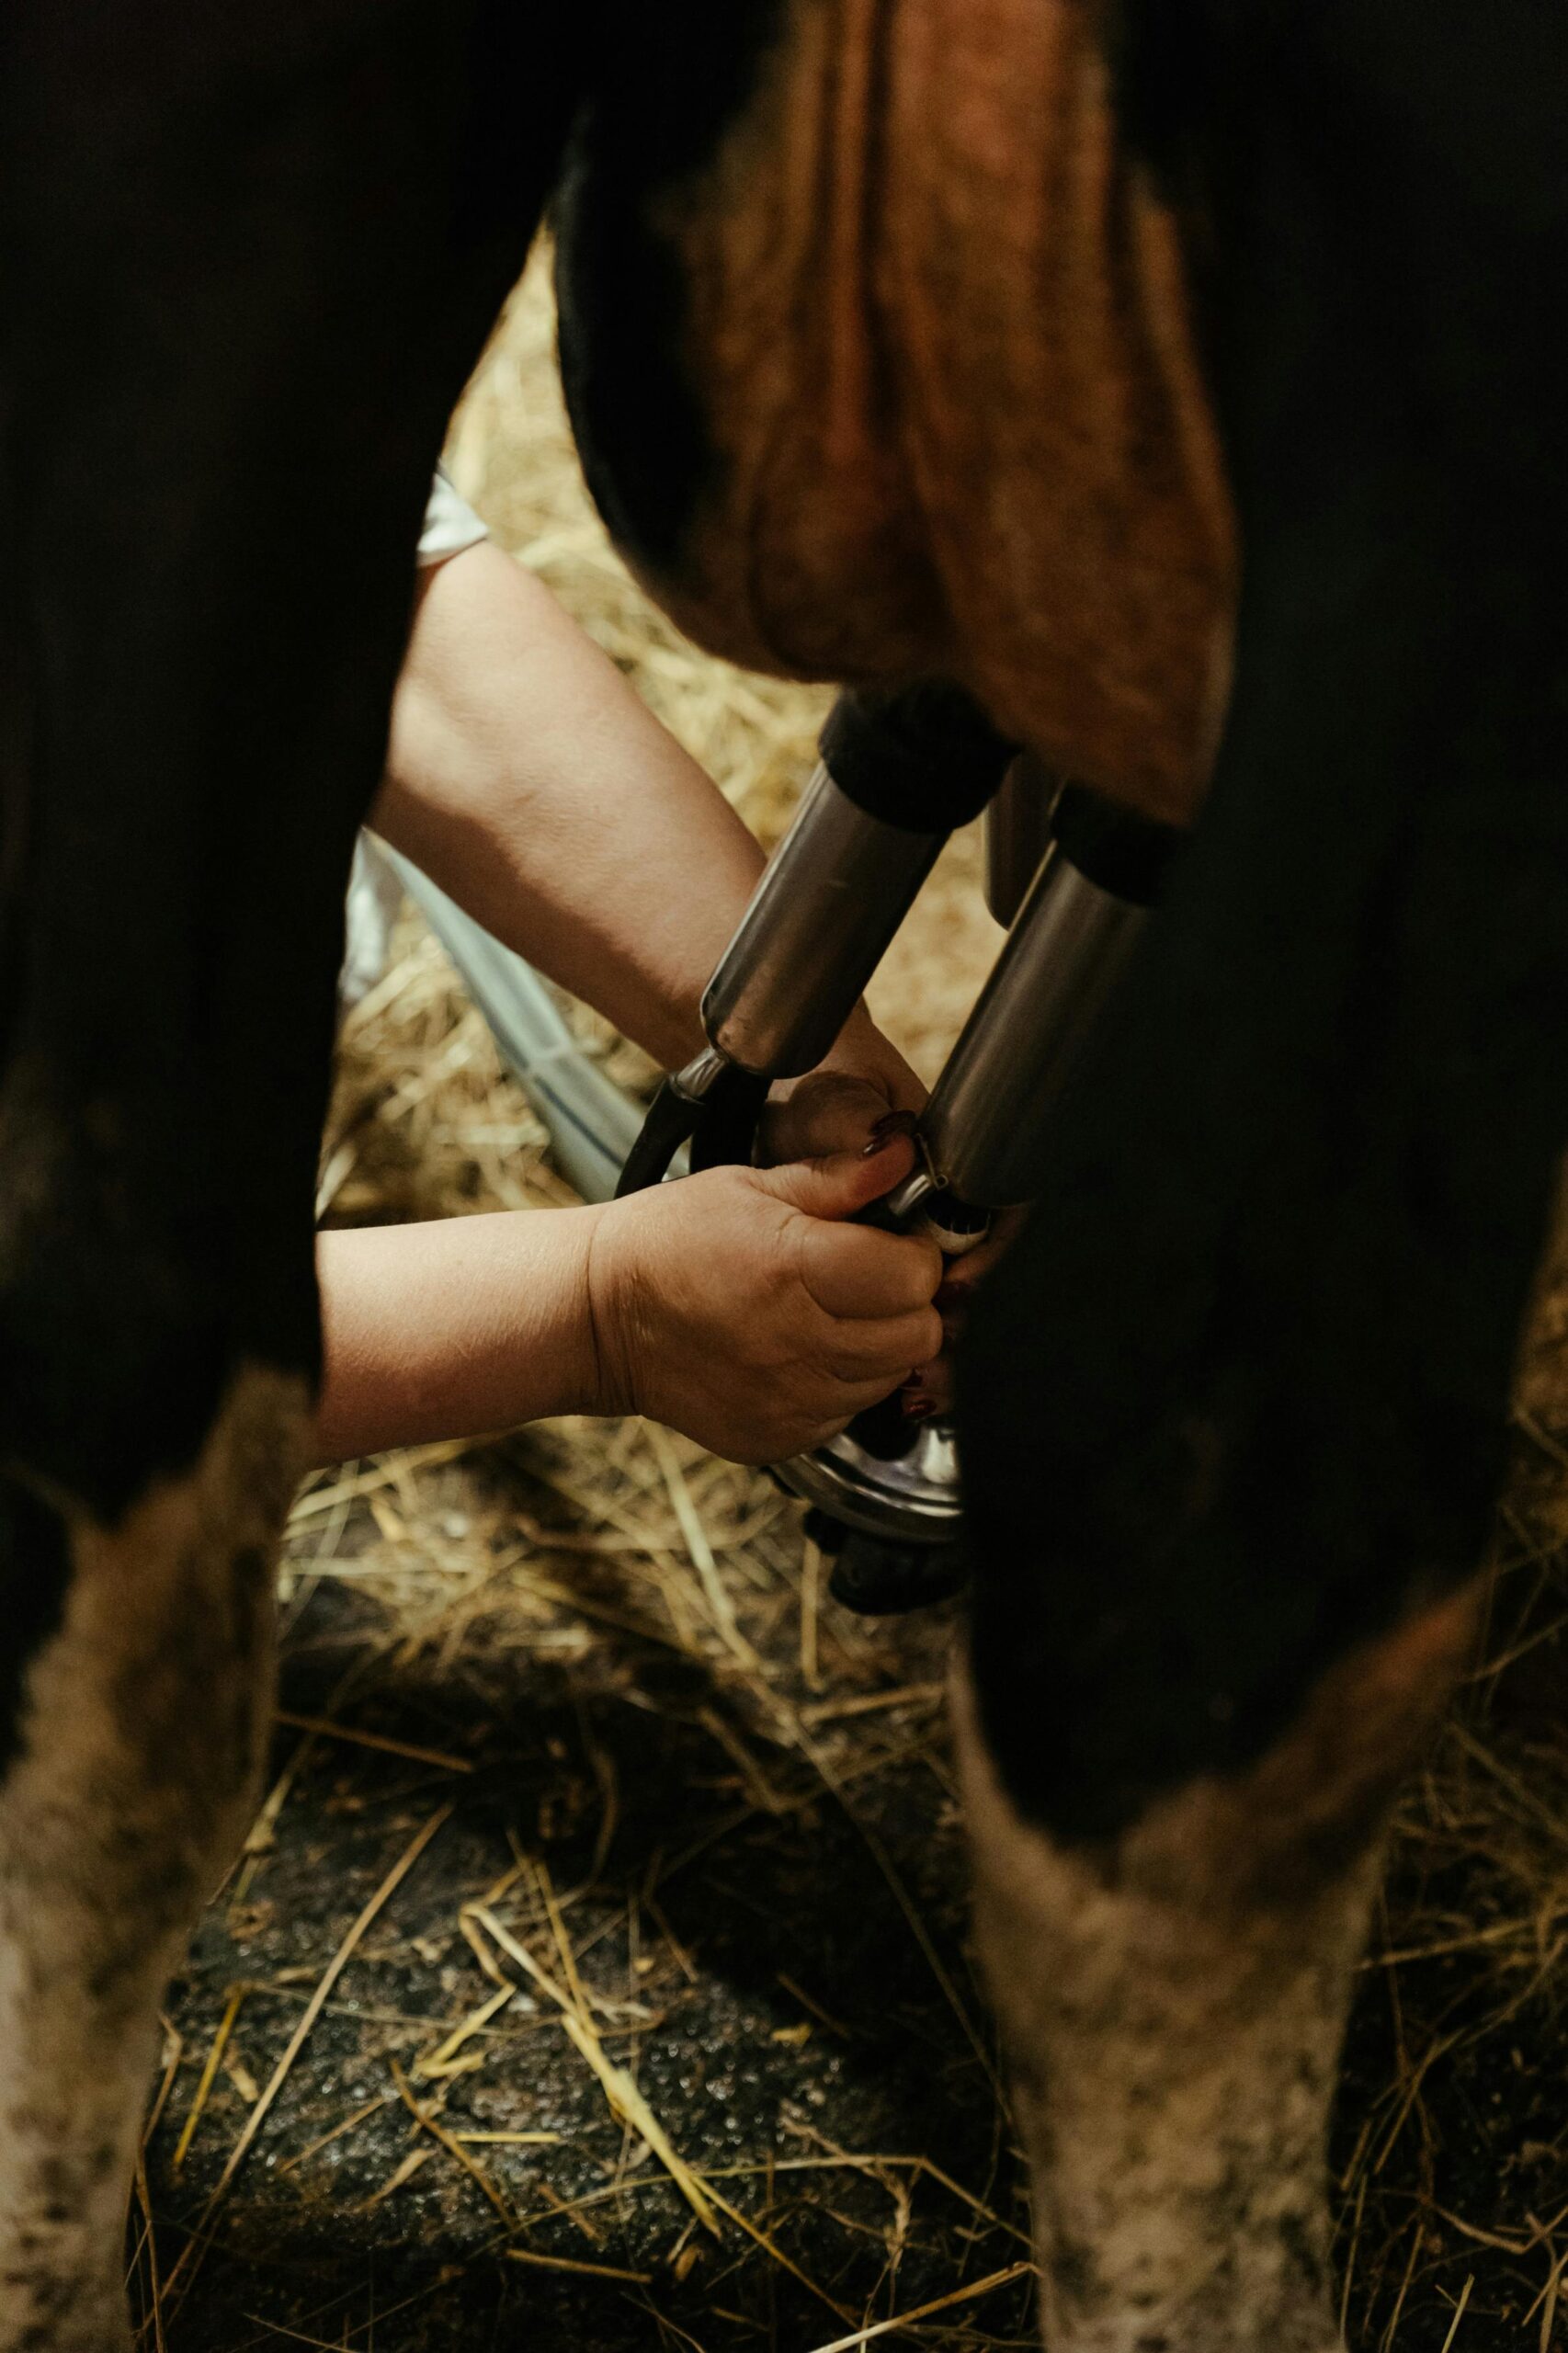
{"left": 136, "top": 244, "right": 1568, "bottom": 2353}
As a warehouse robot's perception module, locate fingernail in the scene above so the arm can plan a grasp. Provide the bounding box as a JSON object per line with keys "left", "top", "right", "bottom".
{"left": 903, "top": 1397, "right": 937, "bottom": 1422}
{"left": 860, "top": 1109, "right": 918, "bottom": 1156}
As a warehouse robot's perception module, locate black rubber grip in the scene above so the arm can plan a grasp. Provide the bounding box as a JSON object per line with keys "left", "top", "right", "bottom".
{"left": 820, "top": 684, "right": 1016, "bottom": 833}
{"left": 1051, "top": 784, "right": 1187, "bottom": 907}
{"left": 688, "top": 1066, "right": 770, "bottom": 1172}
{"left": 617, "top": 1064, "right": 771, "bottom": 1193}
{"left": 616, "top": 1078, "right": 702, "bottom": 1196}
{"left": 828, "top": 1530, "right": 968, "bottom": 1615}
{"left": 844, "top": 1388, "right": 917, "bottom": 1461}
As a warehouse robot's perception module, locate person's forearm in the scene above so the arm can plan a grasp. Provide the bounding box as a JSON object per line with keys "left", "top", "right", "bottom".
{"left": 312, "top": 1208, "right": 608, "bottom": 1463}
{"left": 370, "top": 540, "right": 766, "bottom": 1073}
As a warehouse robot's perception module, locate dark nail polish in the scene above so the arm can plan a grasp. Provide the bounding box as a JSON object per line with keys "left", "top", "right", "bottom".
{"left": 861, "top": 1108, "right": 918, "bottom": 1156}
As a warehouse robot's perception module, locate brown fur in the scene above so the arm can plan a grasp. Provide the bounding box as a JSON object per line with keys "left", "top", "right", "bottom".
{"left": 646, "top": 0, "right": 1236, "bottom": 822}
{"left": 0, "top": 1366, "right": 305, "bottom": 2351}
{"left": 955, "top": 1580, "right": 1483, "bottom": 2352}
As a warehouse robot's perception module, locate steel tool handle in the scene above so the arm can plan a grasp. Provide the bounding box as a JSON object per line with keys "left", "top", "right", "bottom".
{"left": 700, "top": 684, "right": 1013, "bottom": 1081}
{"left": 618, "top": 685, "right": 1014, "bottom": 1191}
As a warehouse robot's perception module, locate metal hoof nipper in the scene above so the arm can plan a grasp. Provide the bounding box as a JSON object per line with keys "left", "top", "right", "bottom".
{"left": 617, "top": 684, "right": 1183, "bottom": 1615}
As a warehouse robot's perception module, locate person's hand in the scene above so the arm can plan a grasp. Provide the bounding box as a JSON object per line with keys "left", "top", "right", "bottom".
{"left": 757, "top": 1006, "right": 926, "bottom": 1165}
{"left": 898, "top": 1206, "right": 1030, "bottom": 1421}
{"left": 585, "top": 1133, "right": 944, "bottom": 1463}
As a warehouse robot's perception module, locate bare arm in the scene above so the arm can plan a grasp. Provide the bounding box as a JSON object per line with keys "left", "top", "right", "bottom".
{"left": 312, "top": 1207, "right": 603, "bottom": 1461}
{"left": 371, "top": 539, "right": 767, "bottom": 1074}
{"left": 313, "top": 537, "right": 940, "bottom": 1470}
{"left": 311, "top": 1138, "right": 941, "bottom": 1467}
{"left": 370, "top": 538, "right": 918, "bottom": 1121}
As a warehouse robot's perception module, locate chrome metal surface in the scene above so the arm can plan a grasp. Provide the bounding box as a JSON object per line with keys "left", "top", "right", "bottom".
{"left": 920, "top": 841, "right": 1148, "bottom": 1206}
{"left": 670, "top": 1043, "right": 728, "bottom": 1102}
{"left": 881, "top": 1165, "right": 937, "bottom": 1225}
{"left": 701, "top": 765, "right": 944, "bottom": 1078}
{"left": 983, "top": 753, "right": 1058, "bottom": 925}
{"left": 748, "top": 761, "right": 1153, "bottom": 1549}
{"left": 774, "top": 1419, "right": 962, "bottom": 1542}
{"left": 912, "top": 1197, "right": 991, "bottom": 1256}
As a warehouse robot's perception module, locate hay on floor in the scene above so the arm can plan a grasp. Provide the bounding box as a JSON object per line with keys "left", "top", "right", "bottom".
{"left": 137, "top": 241, "right": 1568, "bottom": 2353}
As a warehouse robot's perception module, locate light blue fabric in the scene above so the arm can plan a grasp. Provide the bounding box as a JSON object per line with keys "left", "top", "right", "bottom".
{"left": 416, "top": 465, "right": 489, "bottom": 567}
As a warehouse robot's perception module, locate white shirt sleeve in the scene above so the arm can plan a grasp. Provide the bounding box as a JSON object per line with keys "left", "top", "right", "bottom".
{"left": 417, "top": 465, "right": 490, "bottom": 567}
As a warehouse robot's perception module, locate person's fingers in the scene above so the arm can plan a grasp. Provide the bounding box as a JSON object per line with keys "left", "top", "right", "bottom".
{"left": 934, "top": 1207, "right": 1030, "bottom": 1302}
{"left": 825, "top": 1307, "right": 945, "bottom": 1381}
{"left": 902, "top": 1356, "right": 954, "bottom": 1419}
{"left": 756, "top": 1075, "right": 908, "bottom": 1165}
{"left": 795, "top": 1217, "right": 944, "bottom": 1319}
{"left": 812, "top": 1015, "right": 928, "bottom": 1120}
{"left": 801, "top": 1381, "right": 909, "bottom": 1446}
{"left": 753, "top": 1132, "right": 915, "bottom": 1221}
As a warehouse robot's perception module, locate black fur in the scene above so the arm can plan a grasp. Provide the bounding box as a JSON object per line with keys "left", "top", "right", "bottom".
{"left": 0, "top": 0, "right": 583, "bottom": 1545}
{"left": 552, "top": 0, "right": 790, "bottom": 574}
{"left": 960, "top": 0, "right": 1568, "bottom": 1843}
{"left": 0, "top": 1479, "right": 70, "bottom": 1774}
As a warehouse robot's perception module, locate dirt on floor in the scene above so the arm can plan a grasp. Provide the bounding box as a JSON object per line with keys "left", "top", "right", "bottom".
{"left": 133, "top": 244, "right": 1568, "bottom": 2353}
